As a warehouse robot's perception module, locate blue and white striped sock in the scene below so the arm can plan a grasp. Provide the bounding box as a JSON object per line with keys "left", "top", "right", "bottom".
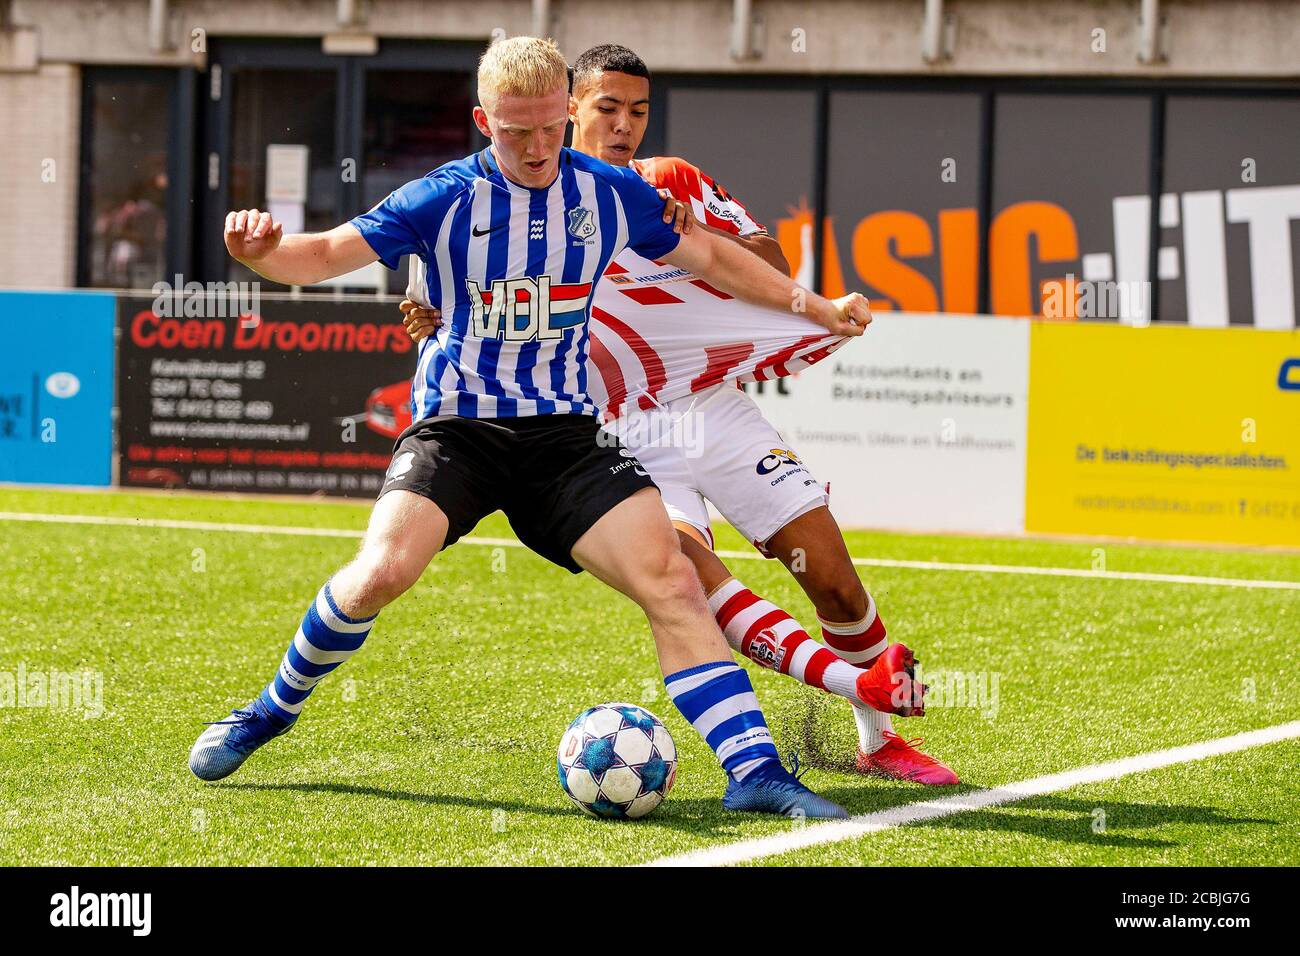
{"left": 259, "top": 581, "right": 376, "bottom": 722}
{"left": 664, "top": 661, "right": 780, "bottom": 782}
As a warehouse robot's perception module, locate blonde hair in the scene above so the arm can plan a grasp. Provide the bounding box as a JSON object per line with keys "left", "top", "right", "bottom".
{"left": 478, "top": 36, "right": 569, "bottom": 110}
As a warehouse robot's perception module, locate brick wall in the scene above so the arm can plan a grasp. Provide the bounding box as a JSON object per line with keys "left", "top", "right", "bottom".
{"left": 0, "top": 64, "right": 80, "bottom": 288}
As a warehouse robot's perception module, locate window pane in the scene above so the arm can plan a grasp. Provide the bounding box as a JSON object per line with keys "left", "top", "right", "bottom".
{"left": 363, "top": 69, "right": 474, "bottom": 207}
{"left": 827, "top": 90, "right": 982, "bottom": 311}
{"left": 85, "top": 77, "right": 170, "bottom": 288}
{"left": 228, "top": 69, "right": 338, "bottom": 286}
{"left": 363, "top": 69, "right": 474, "bottom": 292}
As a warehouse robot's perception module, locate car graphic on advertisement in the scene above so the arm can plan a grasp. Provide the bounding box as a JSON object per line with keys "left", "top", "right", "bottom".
{"left": 365, "top": 380, "right": 413, "bottom": 439}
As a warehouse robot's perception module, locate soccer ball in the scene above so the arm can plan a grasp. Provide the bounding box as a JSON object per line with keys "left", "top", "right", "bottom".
{"left": 557, "top": 703, "right": 677, "bottom": 820}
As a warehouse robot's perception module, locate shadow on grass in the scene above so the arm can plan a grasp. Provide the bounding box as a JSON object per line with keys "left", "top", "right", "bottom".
{"left": 219, "top": 780, "right": 763, "bottom": 838}
{"left": 218, "top": 777, "right": 1017, "bottom": 843}
{"left": 221, "top": 781, "right": 575, "bottom": 817}
{"left": 219, "top": 774, "right": 1276, "bottom": 853}
{"left": 786, "top": 695, "right": 1279, "bottom": 851}
{"left": 910, "top": 795, "right": 1276, "bottom": 849}
{"left": 806, "top": 779, "right": 1278, "bottom": 850}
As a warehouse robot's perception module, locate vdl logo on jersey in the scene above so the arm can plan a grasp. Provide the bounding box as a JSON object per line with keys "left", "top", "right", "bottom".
{"left": 465, "top": 275, "right": 592, "bottom": 341}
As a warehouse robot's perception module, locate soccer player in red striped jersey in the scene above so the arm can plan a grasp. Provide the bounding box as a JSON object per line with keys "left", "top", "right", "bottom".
{"left": 403, "top": 44, "right": 958, "bottom": 785}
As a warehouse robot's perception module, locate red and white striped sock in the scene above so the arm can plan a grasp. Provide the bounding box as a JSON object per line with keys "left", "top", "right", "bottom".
{"left": 820, "top": 595, "right": 894, "bottom": 754}
{"left": 706, "top": 578, "right": 862, "bottom": 703}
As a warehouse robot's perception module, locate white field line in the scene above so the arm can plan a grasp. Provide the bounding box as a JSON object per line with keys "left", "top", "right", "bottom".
{"left": 646, "top": 720, "right": 1300, "bottom": 867}
{"left": 2, "top": 511, "right": 1296, "bottom": 592}
{"left": 724, "top": 552, "right": 1300, "bottom": 591}
{"left": 0, "top": 511, "right": 367, "bottom": 539}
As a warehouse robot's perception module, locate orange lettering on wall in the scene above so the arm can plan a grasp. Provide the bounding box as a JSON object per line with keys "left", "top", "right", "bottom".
{"left": 819, "top": 221, "right": 846, "bottom": 299}
{"left": 937, "top": 208, "right": 979, "bottom": 314}
{"left": 774, "top": 205, "right": 812, "bottom": 279}
{"left": 989, "top": 201, "right": 1078, "bottom": 316}
{"left": 852, "top": 211, "right": 939, "bottom": 312}
{"left": 773, "top": 203, "right": 846, "bottom": 297}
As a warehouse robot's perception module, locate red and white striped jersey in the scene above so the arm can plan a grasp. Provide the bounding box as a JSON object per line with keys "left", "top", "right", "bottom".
{"left": 629, "top": 156, "right": 766, "bottom": 238}
{"left": 587, "top": 156, "right": 846, "bottom": 421}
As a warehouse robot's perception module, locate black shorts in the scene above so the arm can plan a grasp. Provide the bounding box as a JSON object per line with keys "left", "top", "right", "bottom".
{"left": 379, "top": 413, "right": 658, "bottom": 573}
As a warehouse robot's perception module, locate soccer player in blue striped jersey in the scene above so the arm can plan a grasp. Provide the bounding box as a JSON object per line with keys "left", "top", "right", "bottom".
{"left": 189, "top": 37, "right": 871, "bottom": 819}
{"left": 401, "top": 43, "right": 954, "bottom": 786}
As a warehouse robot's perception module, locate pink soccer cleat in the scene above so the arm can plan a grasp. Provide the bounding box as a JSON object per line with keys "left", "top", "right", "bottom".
{"left": 857, "top": 731, "right": 959, "bottom": 785}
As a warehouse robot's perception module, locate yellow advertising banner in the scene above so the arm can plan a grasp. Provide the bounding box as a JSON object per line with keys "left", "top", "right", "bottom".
{"left": 1026, "top": 323, "right": 1300, "bottom": 547}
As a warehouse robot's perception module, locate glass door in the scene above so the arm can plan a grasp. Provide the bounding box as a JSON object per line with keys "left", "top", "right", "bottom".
{"left": 200, "top": 41, "right": 343, "bottom": 287}
{"left": 198, "top": 39, "right": 481, "bottom": 289}
{"left": 361, "top": 66, "right": 476, "bottom": 292}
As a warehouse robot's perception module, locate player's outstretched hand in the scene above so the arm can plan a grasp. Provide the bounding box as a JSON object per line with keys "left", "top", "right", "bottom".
{"left": 658, "top": 188, "right": 695, "bottom": 235}
{"left": 817, "top": 292, "right": 872, "bottom": 337}
{"left": 223, "top": 209, "right": 283, "bottom": 262}
{"left": 399, "top": 298, "right": 443, "bottom": 343}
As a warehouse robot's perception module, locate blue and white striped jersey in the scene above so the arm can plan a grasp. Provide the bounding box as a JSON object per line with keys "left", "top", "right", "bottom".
{"left": 351, "top": 147, "right": 681, "bottom": 420}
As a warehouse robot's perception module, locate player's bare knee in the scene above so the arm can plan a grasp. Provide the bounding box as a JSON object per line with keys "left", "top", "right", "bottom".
{"left": 630, "top": 547, "right": 705, "bottom": 613}
{"left": 350, "top": 551, "right": 421, "bottom": 610}
{"left": 658, "top": 550, "right": 709, "bottom": 610}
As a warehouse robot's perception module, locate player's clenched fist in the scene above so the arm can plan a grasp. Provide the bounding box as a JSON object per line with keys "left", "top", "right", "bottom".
{"left": 815, "top": 292, "right": 872, "bottom": 337}
{"left": 224, "top": 208, "right": 283, "bottom": 262}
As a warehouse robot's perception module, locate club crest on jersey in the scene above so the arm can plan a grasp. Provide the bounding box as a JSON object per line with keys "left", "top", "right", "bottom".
{"left": 567, "top": 206, "right": 597, "bottom": 241}
{"left": 465, "top": 275, "right": 591, "bottom": 341}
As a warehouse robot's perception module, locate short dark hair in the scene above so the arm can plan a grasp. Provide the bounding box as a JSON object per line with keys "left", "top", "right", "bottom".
{"left": 572, "top": 44, "right": 651, "bottom": 95}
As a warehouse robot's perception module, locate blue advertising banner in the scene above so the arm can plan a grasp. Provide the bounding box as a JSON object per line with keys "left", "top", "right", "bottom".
{"left": 0, "top": 291, "right": 116, "bottom": 486}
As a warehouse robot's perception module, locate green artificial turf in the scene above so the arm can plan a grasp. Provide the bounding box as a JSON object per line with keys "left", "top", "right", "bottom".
{"left": 0, "top": 486, "right": 1295, "bottom": 865}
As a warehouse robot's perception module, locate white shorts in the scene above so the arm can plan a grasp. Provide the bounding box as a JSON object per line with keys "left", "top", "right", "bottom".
{"left": 611, "top": 384, "right": 828, "bottom": 549}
